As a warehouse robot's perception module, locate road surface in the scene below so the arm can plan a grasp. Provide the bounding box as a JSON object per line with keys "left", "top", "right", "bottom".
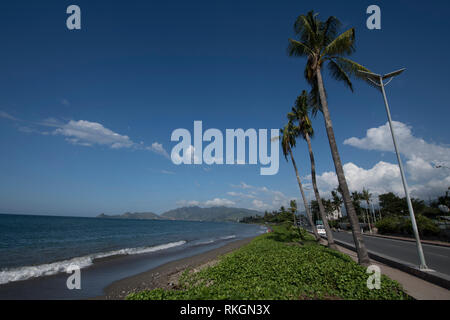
{"left": 331, "top": 231, "right": 450, "bottom": 276}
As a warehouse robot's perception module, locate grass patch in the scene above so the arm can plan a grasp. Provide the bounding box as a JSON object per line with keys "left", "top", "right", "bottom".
{"left": 127, "top": 224, "right": 410, "bottom": 300}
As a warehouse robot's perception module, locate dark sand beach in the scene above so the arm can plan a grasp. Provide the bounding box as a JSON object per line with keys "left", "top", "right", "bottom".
{"left": 98, "top": 237, "right": 254, "bottom": 300}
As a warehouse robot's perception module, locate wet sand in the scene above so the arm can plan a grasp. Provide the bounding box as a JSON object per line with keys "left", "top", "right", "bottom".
{"left": 98, "top": 237, "right": 254, "bottom": 300}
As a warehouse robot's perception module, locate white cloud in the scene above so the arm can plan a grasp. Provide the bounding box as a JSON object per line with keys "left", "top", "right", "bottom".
{"left": 344, "top": 121, "right": 450, "bottom": 166}
{"left": 311, "top": 161, "right": 404, "bottom": 198}
{"left": 147, "top": 142, "right": 170, "bottom": 159}
{"left": 231, "top": 182, "right": 253, "bottom": 189}
{"left": 0, "top": 113, "right": 172, "bottom": 159}
{"left": 42, "top": 118, "right": 170, "bottom": 159}
{"left": 170, "top": 145, "right": 200, "bottom": 164}
{"left": 53, "top": 120, "right": 135, "bottom": 149}
{"left": 229, "top": 182, "right": 297, "bottom": 211}
{"left": 0, "top": 111, "right": 18, "bottom": 121}
{"left": 311, "top": 122, "right": 450, "bottom": 200}
{"left": 204, "top": 198, "right": 236, "bottom": 207}
{"left": 252, "top": 199, "right": 271, "bottom": 211}
{"left": 312, "top": 160, "right": 449, "bottom": 201}
{"left": 178, "top": 183, "right": 297, "bottom": 212}
{"left": 176, "top": 198, "right": 235, "bottom": 208}
{"left": 176, "top": 200, "right": 201, "bottom": 207}
{"left": 160, "top": 170, "right": 175, "bottom": 175}
{"left": 227, "top": 191, "right": 256, "bottom": 199}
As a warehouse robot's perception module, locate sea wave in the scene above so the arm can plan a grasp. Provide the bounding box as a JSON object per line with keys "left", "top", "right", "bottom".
{"left": 195, "top": 239, "right": 216, "bottom": 245}
{"left": 194, "top": 234, "right": 237, "bottom": 246}
{"left": 0, "top": 240, "right": 186, "bottom": 285}
{"left": 219, "top": 235, "right": 236, "bottom": 240}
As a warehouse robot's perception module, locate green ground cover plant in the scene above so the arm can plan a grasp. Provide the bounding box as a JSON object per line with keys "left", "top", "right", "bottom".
{"left": 128, "top": 224, "right": 410, "bottom": 300}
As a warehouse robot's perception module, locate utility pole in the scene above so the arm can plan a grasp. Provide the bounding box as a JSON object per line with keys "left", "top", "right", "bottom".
{"left": 358, "top": 69, "right": 428, "bottom": 270}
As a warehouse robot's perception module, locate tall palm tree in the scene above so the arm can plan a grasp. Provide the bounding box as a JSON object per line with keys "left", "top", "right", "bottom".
{"left": 362, "top": 188, "right": 374, "bottom": 229}
{"left": 288, "top": 91, "right": 337, "bottom": 249}
{"left": 280, "top": 122, "right": 320, "bottom": 241}
{"left": 351, "top": 191, "right": 363, "bottom": 221}
{"left": 288, "top": 11, "right": 371, "bottom": 265}
{"left": 289, "top": 199, "right": 298, "bottom": 227}
{"left": 331, "top": 189, "right": 343, "bottom": 214}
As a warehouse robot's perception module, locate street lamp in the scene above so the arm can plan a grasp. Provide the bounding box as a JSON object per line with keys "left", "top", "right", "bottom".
{"left": 303, "top": 186, "right": 314, "bottom": 224}
{"left": 358, "top": 68, "right": 429, "bottom": 270}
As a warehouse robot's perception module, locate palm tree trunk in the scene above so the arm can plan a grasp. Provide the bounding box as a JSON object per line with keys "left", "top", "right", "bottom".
{"left": 365, "top": 208, "right": 372, "bottom": 233}
{"left": 315, "top": 66, "right": 370, "bottom": 266}
{"left": 370, "top": 202, "right": 377, "bottom": 223}
{"left": 367, "top": 206, "right": 373, "bottom": 232}
{"left": 305, "top": 132, "right": 337, "bottom": 249}
{"left": 289, "top": 147, "right": 320, "bottom": 240}
{"left": 361, "top": 210, "right": 366, "bottom": 232}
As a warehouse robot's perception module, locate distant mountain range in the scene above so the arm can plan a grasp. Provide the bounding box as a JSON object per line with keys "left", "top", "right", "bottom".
{"left": 97, "top": 206, "right": 263, "bottom": 222}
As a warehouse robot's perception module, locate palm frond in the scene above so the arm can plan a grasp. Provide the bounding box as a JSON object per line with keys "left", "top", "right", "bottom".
{"left": 287, "top": 39, "right": 312, "bottom": 57}
{"left": 321, "top": 16, "right": 341, "bottom": 47}
{"left": 308, "top": 81, "right": 324, "bottom": 117}
{"left": 294, "top": 12, "right": 315, "bottom": 37}
{"left": 322, "top": 28, "right": 355, "bottom": 57}
{"left": 327, "top": 59, "right": 354, "bottom": 91}
{"left": 290, "top": 91, "right": 315, "bottom": 140}
{"left": 280, "top": 122, "right": 299, "bottom": 161}
{"left": 332, "top": 57, "right": 380, "bottom": 90}
{"left": 294, "top": 11, "right": 321, "bottom": 49}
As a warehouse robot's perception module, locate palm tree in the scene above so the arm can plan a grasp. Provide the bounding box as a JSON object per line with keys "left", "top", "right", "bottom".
{"left": 362, "top": 188, "right": 374, "bottom": 229}
{"left": 331, "top": 189, "right": 343, "bottom": 214}
{"left": 351, "top": 191, "right": 363, "bottom": 220}
{"left": 289, "top": 199, "right": 298, "bottom": 227}
{"left": 288, "top": 91, "right": 337, "bottom": 249}
{"left": 280, "top": 122, "right": 320, "bottom": 240}
{"left": 288, "top": 11, "right": 371, "bottom": 265}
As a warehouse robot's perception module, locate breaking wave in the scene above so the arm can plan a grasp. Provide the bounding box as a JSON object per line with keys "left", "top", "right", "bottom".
{"left": 0, "top": 240, "right": 186, "bottom": 285}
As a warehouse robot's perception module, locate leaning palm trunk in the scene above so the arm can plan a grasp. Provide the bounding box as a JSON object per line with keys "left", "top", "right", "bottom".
{"left": 316, "top": 67, "right": 370, "bottom": 265}
{"left": 365, "top": 208, "right": 372, "bottom": 233}
{"left": 305, "top": 132, "right": 337, "bottom": 249}
{"left": 289, "top": 147, "right": 320, "bottom": 240}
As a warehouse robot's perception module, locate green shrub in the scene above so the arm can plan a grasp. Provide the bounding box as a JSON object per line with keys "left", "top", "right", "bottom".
{"left": 128, "top": 225, "right": 409, "bottom": 300}
{"left": 375, "top": 216, "right": 402, "bottom": 234}
{"left": 328, "top": 220, "right": 339, "bottom": 229}
{"left": 376, "top": 215, "right": 440, "bottom": 237}
{"left": 420, "top": 207, "right": 442, "bottom": 218}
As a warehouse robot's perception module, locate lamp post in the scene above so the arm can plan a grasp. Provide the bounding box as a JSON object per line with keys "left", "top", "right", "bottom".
{"left": 304, "top": 186, "right": 314, "bottom": 225}
{"left": 358, "top": 69, "right": 428, "bottom": 270}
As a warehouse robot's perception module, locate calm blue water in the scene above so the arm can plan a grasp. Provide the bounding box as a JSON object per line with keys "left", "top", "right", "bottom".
{"left": 0, "top": 213, "right": 264, "bottom": 285}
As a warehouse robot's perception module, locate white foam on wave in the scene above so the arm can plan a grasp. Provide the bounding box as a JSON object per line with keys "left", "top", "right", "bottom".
{"left": 195, "top": 239, "right": 215, "bottom": 245}
{"left": 220, "top": 235, "right": 236, "bottom": 240}
{"left": 194, "top": 235, "right": 237, "bottom": 246}
{"left": 0, "top": 240, "right": 186, "bottom": 285}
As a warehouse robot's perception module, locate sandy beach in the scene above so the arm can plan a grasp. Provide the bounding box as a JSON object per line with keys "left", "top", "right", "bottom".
{"left": 98, "top": 237, "right": 255, "bottom": 300}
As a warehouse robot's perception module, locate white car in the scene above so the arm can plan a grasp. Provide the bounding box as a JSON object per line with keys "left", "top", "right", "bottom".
{"left": 316, "top": 225, "right": 326, "bottom": 236}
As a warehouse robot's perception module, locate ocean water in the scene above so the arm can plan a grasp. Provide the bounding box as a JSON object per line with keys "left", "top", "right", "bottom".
{"left": 0, "top": 213, "right": 265, "bottom": 285}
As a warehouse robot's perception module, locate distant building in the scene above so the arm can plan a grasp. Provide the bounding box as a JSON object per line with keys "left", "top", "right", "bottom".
{"left": 327, "top": 208, "right": 342, "bottom": 221}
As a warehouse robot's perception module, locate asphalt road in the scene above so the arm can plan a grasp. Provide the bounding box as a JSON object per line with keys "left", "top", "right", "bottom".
{"left": 331, "top": 231, "right": 450, "bottom": 276}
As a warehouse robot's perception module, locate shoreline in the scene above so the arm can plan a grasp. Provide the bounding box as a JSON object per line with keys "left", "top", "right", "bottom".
{"left": 97, "top": 237, "right": 256, "bottom": 300}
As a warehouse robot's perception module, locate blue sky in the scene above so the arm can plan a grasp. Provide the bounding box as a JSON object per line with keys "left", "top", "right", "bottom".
{"left": 0, "top": 0, "right": 449, "bottom": 216}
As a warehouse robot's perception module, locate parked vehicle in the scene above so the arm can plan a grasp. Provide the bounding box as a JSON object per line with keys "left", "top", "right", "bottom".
{"left": 316, "top": 225, "right": 326, "bottom": 236}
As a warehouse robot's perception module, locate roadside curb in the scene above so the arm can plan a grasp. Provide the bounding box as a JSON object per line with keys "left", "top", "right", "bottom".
{"left": 333, "top": 238, "right": 450, "bottom": 291}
